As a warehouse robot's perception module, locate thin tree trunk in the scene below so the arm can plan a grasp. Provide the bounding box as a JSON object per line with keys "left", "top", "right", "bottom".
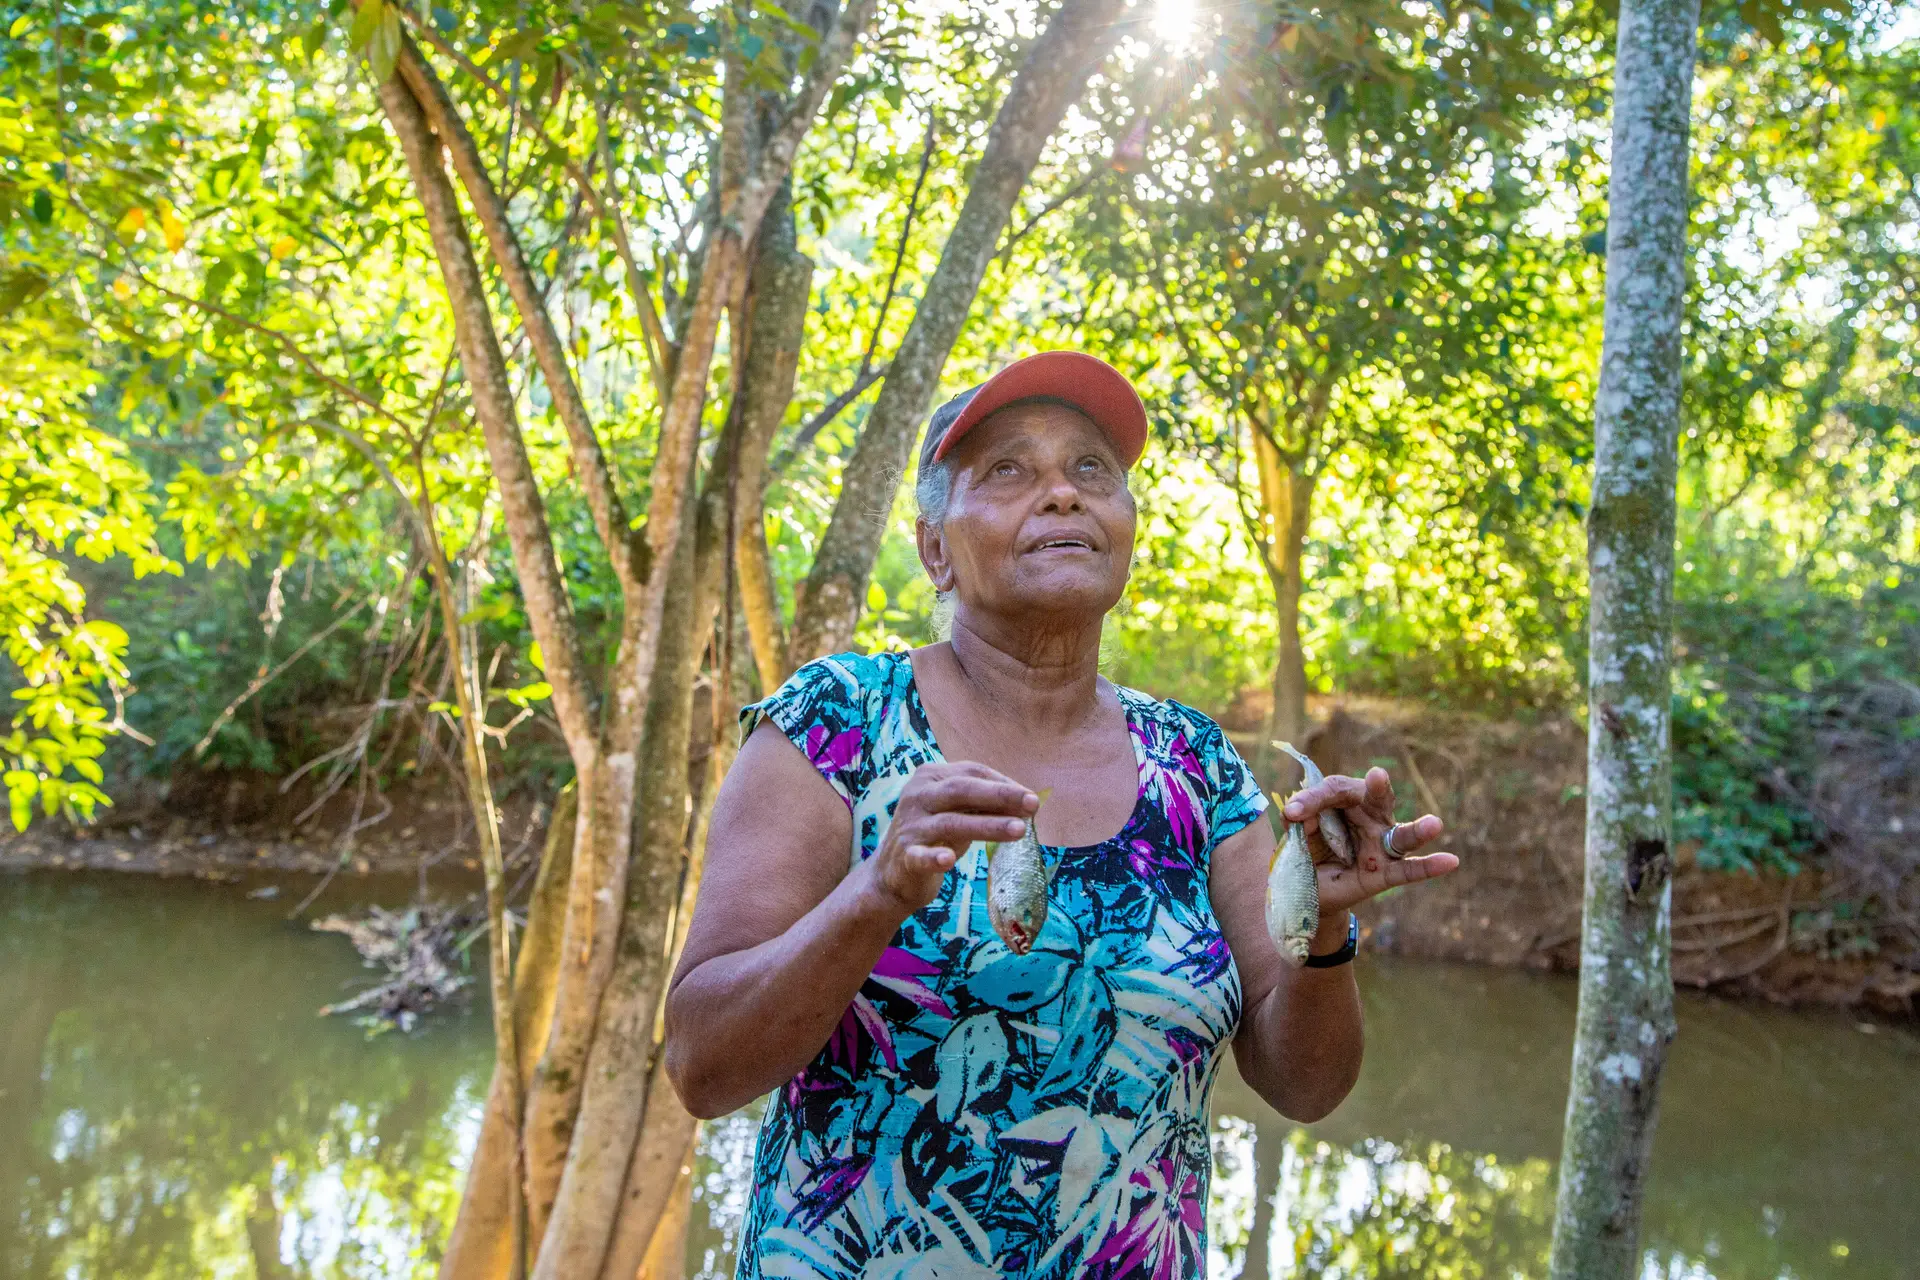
{"left": 786, "top": 0, "right": 1133, "bottom": 663}
{"left": 1250, "top": 427, "right": 1315, "bottom": 771}
{"left": 530, "top": 496, "right": 703, "bottom": 1280}
{"left": 635, "top": 1159, "right": 694, "bottom": 1280}
{"left": 1547, "top": 0, "right": 1697, "bottom": 1267}
{"left": 398, "top": 38, "right": 643, "bottom": 591}
{"left": 1241, "top": 1111, "right": 1285, "bottom": 1280}
{"left": 513, "top": 786, "right": 579, "bottom": 1082}
{"left": 436, "top": 788, "right": 575, "bottom": 1280}
{"left": 245, "top": 1179, "right": 294, "bottom": 1280}
{"left": 729, "top": 187, "right": 814, "bottom": 691}
{"left": 595, "top": 1072, "right": 700, "bottom": 1280}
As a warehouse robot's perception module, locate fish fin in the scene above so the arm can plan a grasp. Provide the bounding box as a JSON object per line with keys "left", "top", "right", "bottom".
{"left": 1272, "top": 740, "right": 1321, "bottom": 785}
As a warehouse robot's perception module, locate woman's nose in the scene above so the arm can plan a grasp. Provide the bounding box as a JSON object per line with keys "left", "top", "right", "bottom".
{"left": 1038, "top": 472, "right": 1086, "bottom": 512}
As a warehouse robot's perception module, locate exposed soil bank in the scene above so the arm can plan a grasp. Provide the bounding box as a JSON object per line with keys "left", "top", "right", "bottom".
{"left": 1249, "top": 698, "right": 1919, "bottom": 1018}
{"left": 5, "top": 698, "right": 1915, "bottom": 1017}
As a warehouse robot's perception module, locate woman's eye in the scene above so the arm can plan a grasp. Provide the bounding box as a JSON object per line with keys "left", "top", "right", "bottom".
{"left": 992, "top": 461, "right": 1020, "bottom": 477}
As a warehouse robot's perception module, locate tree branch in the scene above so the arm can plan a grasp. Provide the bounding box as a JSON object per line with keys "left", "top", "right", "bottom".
{"left": 770, "top": 108, "right": 936, "bottom": 476}
{"left": 404, "top": 15, "right": 676, "bottom": 400}
{"left": 378, "top": 66, "right": 598, "bottom": 758}
{"left": 398, "top": 36, "right": 645, "bottom": 593}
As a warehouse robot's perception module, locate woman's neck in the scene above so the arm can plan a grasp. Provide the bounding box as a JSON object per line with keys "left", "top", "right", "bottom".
{"left": 940, "top": 611, "right": 1106, "bottom": 738}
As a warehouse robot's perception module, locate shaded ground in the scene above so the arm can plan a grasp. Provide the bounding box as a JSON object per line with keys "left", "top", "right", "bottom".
{"left": 4, "top": 697, "right": 1915, "bottom": 1016}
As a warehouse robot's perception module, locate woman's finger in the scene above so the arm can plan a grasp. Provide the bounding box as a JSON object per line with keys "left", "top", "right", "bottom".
{"left": 927, "top": 759, "right": 1026, "bottom": 786}
{"left": 915, "top": 810, "right": 1029, "bottom": 848}
{"left": 1381, "top": 814, "right": 1445, "bottom": 858}
{"left": 902, "top": 843, "right": 958, "bottom": 874}
{"left": 1280, "top": 774, "right": 1369, "bottom": 824}
{"left": 1362, "top": 767, "right": 1397, "bottom": 822}
{"left": 881, "top": 844, "right": 958, "bottom": 909}
{"left": 916, "top": 773, "right": 1037, "bottom": 817}
{"left": 1379, "top": 850, "right": 1459, "bottom": 887}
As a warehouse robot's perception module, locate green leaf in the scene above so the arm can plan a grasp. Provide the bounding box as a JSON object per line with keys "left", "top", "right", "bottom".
{"left": 347, "top": 0, "right": 383, "bottom": 50}
{"left": 528, "top": 640, "right": 545, "bottom": 672}
{"left": 0, "top": 268, "right": 51, "bottom": 319}
{"left": 368, "top": 7, "right": 401, "bottom": 83}
{"left": 503, "top": 681, "right": 553, "bottom": 707}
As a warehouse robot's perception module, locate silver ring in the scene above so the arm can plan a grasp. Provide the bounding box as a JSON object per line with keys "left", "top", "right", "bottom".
{"left": 1385, "top": 823, "right": 1408, "bottom": 855}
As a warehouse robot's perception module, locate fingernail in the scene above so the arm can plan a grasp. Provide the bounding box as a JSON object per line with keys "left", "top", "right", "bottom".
{"left": 1284, "top": 803, "right": 1303, "bottom": 819}
{"left": 1006, "top": 819, "right": 1026, "bottom": 836}
{"left": 1023, "top": 792, "right": 1039, "bottom": 809}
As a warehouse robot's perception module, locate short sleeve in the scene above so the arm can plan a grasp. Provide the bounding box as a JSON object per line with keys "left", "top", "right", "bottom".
{"left": 739, "top": 657, "right": 874, "bottom": 809}
{"left": 1156, "top": 698, "right": 1268, "bottom": 852}
{"left": 1203, "top": 726, "right": 1269, "bottom": 849}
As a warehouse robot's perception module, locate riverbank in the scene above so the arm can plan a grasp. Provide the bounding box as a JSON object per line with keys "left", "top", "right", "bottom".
{"left": 1252, "top": 698, "right": 1920, "bottom": 1017}
{"left": 5, "top": 697, "right": 1915, "bottom": 1017}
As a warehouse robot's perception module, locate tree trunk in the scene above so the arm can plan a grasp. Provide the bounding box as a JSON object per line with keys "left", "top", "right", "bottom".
{"left": 1547, "top": 0, "right": 1697, "bottom": 1268}
{"left": 726, "top": 185, "right": 814, "bottom": 691}
{"left": 1248, "top": 426, "right": 1315, "bottom": 778}
{"left": 531, "top": 488, "right": 703, "bottom": 1280}
{"left": 786, "top": 0, "right": 1132, "bottom": 663}
{"left": 245, "top": 1179, "right": 295, "bottom": 1280}
{"left": 1241, "top": 1110, "right": 1285, "bottom": 1280}
{"left": 635, "top": 1160, "right": 694, "bottom": 1280}
{"left": 382, "top": 3, "right": 877, "bottom": 1271}
{"left": 434, "top": 790, "right": 578, "bottom": 1280}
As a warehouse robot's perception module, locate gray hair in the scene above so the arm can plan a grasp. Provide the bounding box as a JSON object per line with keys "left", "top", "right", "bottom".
{"left": 914, "top": 455, "right": 955, "bottom": 528}
{"left": 914, "top": 456, "right": 957, "bottom": 638}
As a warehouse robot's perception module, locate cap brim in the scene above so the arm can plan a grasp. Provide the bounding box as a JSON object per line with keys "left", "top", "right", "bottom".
{"left": 929, "top": 351, "right": 1148, "bottom": 468}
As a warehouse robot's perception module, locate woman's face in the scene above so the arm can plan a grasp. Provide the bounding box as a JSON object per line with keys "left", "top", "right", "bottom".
{"left": 918, "top": 401, "right": 1137, "bottom": 627}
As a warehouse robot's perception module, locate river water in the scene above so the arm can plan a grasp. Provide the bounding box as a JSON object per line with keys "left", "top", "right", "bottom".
{"left": 2, "top": 872, "right": 1914, "bottom": 1279}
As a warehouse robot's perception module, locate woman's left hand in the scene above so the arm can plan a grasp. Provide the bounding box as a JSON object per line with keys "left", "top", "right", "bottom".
{"left": 1281, "top": 767, "right": 1457, "bottom": 917}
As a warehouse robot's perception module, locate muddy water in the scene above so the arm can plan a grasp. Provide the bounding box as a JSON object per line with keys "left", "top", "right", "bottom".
{"left": 2, "top": 873, "right": 1915, "bottom": 1279}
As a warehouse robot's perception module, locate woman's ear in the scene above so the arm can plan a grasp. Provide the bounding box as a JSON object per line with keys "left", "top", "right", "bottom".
{"left": 915, "top": 516, "right": 957, "bottom": 594}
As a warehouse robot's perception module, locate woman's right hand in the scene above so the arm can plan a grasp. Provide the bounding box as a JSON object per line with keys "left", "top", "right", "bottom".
{"left": 859, "top": 761, "right": 1038, "bottom": 920}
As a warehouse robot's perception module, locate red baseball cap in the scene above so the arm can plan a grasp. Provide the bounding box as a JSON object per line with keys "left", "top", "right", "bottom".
{"left": 920, "top": 351, "right": 1149, "bottom": 470}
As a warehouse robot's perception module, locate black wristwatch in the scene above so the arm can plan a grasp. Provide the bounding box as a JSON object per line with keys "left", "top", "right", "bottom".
{"left": 1304, "top": 913, "right": 1359, "bottom": 968}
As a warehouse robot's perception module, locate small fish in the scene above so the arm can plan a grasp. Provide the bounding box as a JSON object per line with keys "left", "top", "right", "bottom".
{"left": 1265, "top": 807, "right": 1319, "bottom": 966}
{"left": 987, "top": 788, "right": 1055, "bottom": 956}
{"left": 1275, "top": 741, "right": 1354, "bottom": 866}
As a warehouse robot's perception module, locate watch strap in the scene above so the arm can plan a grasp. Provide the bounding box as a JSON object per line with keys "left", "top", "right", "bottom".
{"left": 1303, "top": 913, "right": 1359, "bottom": 968}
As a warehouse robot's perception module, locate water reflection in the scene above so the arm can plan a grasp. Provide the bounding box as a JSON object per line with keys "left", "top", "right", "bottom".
{"left": 3, "top": 874, "right": 1917, "bottom": 1278}
{"left": 1, "top": 874, "right": 488, "bottom": 1279}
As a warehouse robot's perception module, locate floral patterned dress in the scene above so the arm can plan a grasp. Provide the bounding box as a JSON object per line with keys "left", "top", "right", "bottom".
{"left": 735, "top": 650, "right": 1267, "bottom": 1280}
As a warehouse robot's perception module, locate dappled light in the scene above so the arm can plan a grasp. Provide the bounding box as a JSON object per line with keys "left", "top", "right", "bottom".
{"left": 2, "top": 0, "right": 1915, "bottom": 1273}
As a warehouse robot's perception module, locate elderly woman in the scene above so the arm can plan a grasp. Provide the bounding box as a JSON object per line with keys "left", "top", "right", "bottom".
{"left": 665, "top": 351, "right": 1456, "bottom": 1278}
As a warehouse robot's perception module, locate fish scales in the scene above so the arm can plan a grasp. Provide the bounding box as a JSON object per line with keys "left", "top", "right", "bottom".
{"left": 987, "top": 788, "right": 1054, "bottom": 955}
{"left": 1265, "top": 811, "right": 1319, "bottom": 965}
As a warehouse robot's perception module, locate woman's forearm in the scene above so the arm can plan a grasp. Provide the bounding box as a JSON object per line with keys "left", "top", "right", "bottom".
{"left": 1234, "top": 911, "right": 1364, "bottom": 1122}
{"left": 664, "top": 865, "right": 908, "bottom": 1118}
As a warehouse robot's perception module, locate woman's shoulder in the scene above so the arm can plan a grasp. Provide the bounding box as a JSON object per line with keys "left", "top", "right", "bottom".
{"left": 742, "top": 651, "right": 915, "bottom": 802}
